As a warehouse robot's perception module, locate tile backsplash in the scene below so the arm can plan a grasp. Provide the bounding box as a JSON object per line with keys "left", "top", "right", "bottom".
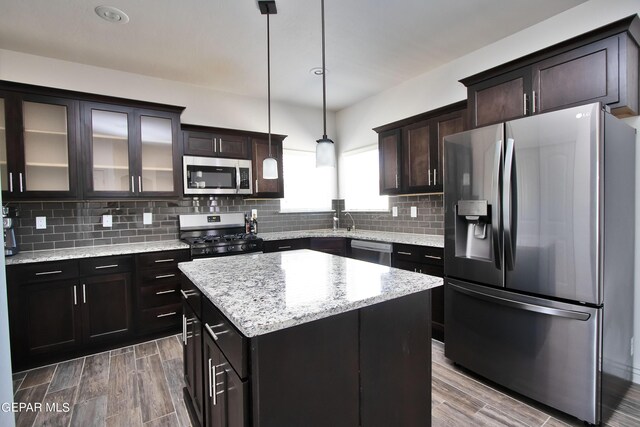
{"left": 10, "top": 194, "right": 443, "bottom": 251}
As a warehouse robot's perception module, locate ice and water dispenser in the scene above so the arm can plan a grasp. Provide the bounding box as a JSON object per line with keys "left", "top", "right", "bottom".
{"left": 454, "top": 199, "right": 493, "bottom": 261}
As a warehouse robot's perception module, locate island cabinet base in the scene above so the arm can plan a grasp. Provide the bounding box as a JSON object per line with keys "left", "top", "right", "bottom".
{"left": 184, "top": 285, "right": 432, "bottom": 427}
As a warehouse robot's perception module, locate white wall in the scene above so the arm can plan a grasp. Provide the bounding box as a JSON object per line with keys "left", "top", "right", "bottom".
{"left": 0, "top": 48, "right": 339, "bottom": 198}
{"left": 335, "top": 0, "right": 640, "bottom": 381}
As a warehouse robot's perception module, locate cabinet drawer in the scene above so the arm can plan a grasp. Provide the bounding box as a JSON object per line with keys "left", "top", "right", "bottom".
{"left": 262, "top": 238, "right": 310, "bottom": 253}
{"left": 80, "top": 255, "right": 133, "bottom": 275}
{"left": 137, "top": 249, "right": 190, "bottom": 270}
{"left": 393, "top": 244, "right": 443, "bottom": 266}
{"left": 138, "top": 303, "right": 182, "bottom": 332}
{"left": 10, "top": 260, "right": 79, "bottom": 284}
{"left": 138, "top": 267, "right": 180, "bottom": 285}
{"left": 202, "top": 299, "right": 248, "bottom": 379}
{"left": 139, "top": 283, "right": 181, "bottom": 309}
{"left": 181, "top": 274, "right": 202, "bottom": 317}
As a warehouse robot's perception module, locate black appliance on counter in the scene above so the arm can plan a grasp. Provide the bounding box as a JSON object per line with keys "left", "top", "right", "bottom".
{"left": 3, "top": 206, "right": 19, "bottom": 256}
{"left": 179, "top": 212, "right": 263, "bottom": 259}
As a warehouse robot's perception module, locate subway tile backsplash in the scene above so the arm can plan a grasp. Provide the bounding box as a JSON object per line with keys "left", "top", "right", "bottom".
{"left": 11, "top": 194, "right": 443, "bottom": 251}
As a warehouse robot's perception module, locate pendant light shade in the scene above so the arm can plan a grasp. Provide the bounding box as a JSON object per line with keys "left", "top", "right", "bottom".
{"left": 315, "top": 0, "right": 336, "bottom": 169}
{"left": 260, "top": 0, "right": 278, "bottom": 179}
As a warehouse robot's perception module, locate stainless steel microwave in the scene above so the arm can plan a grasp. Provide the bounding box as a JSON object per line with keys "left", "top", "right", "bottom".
{"left": 183, "top": 156, "right": 252, "bottom": 195}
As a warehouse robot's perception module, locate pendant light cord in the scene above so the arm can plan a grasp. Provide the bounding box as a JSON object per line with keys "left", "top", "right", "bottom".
{"left": 321, "top": 0, "right": 327, "bottom": 139}
{"left": 267, "top": 12, "right": 272, "bottom": 157}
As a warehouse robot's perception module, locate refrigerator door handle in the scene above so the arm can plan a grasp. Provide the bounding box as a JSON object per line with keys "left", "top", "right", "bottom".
{"left": 503, "top": 137, "right": 516, "bottom": 270}
{"left": 492, "top": 139, "right": 502, "bottom": 270}
{"left": 449, "top": 283, "right": 591, "bottom": 321}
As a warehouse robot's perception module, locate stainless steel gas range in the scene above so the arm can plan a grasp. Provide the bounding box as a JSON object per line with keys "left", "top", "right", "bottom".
{"left": 179, "top": 213, "right": 263, "bottom": 259}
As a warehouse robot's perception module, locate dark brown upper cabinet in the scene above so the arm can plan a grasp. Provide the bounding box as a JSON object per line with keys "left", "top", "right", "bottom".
{"left": 0, "top": 90, "right": 80, "bottom": 200}
{"left": 82, "top": 102, "right": 181, "bottom": 198}
{"left": 251, "top": 137, "right": 285, "bottom": 198}
{"left": 374, "top": 101, "right": 466, "bottom": 196}
{"left": 463, "top": 15, "right": 640, "bottom": 128}
{"left": 182, "top": 124, "right": 250, "bottom": 159}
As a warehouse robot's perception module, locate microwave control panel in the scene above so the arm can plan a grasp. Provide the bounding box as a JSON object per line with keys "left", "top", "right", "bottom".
{"left": 239, "top": 168, "right": 250, "bottom": 190}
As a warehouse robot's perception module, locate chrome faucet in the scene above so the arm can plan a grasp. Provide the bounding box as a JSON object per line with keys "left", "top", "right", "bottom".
{"left": 345, "top": 212, "right": 356, "bottom": 231}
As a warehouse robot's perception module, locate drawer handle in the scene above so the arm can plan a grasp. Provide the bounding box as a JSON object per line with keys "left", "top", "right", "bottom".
{"left": 95, "top": 264, "right": 118, "bottom": 270}
{"left": 397, "top": 251, "right": 412, "bottom": 256}
{"left": 154, "top": 258, "right": 175, "bottom": 263}
{"left": 35, "top": 270, "right": 63, "bottom": 276}
{"left": 156, "top": 289, "right": 177, "bottom": 295}
{"left": 181, "top": 289, "right": 197, "bottom": 299}
{"left": 424, "top": 255, "right": 442, "bottom": 260}
{"left": 155, "top": 274, "right": 176, "bottom": 279}
{"left": 278, "top": 245, "right": 292, "bottom": 250}
{"left": 204, "top": 322, "right": 219, "bottom": 341}
{"left": 157, "top": 312, "right": 177, "bottom": 318}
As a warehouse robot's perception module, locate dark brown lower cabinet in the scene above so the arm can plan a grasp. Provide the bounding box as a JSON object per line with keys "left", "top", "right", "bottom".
{"left": 309, "top": 237, "right": 347, "bottom": 256}
{"left": 81, "top": 273, "right": 132, "bottom": 344}
{"left": 183, "top": 276, "right": 432, "bottom": 427}
{"left": 392, "top": 244, "right": 445, "bottom": 342}
{"left": 183, "top": 300, "right": 204, "bottom": 427}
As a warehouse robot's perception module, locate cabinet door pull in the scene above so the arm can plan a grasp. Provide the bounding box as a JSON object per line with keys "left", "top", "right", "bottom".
{"left": 397, "top": 251, "right": 412, "bottom": 256}
{"left": 433, "top": 169, "right": 437, "bottom": 186}
{"left": 180, "top": 289, "right": 189, "bottom": 299}
{"left": 155, "top": 289, "right": 176, "bottom": 295}
{"left": 35, "top": 270, "right": 63, "bottom": 276}
{"left": 532, "top": 91, "right": 537, "bottom": 114}
{"left": 214, "top": 138, "right": 218, "bottom": 153}
{"left": 208, "top": 358, "right": 214, "bottom": 399}
{"left": 154, "top": 258, "right": 175, "bottom": 263}
{"left": 204, "top": 322, "right": 219, "bottom": 341}
{"left": 8, "top": 172, "right": 13, "bottom": 192}
{"left": 138, "top": 176, "right": 142, "bottom": 193}
{"left": 73, "top": 285, "right": 78, "bottom": 305}
{"left": 19, "top": 172, "right": 23, "bottom": 192}
{"left": 424, "top": 255, "right": 442, "bottom": 260}
{"left": 428, "top": 169, "right": 431, "bottom": 186}
{"left": 278, "top": 245, "right": 292, "bottom": 250}
{"left": 82, "top": 284, "right": 86, "bottom": 304}
{"left": 131, "top": 176, "right": 135, "bottom": 193}
{"left": 95, "top": 264, "right": 119, "bottom": 270}
{"left": 182, "top": 315, "right": 187, "bottom": 344}
{"left": 155, "top": 274, "right": 175, "bottom": 279}
{"left": 419, "top": 269, "right": 423, "bottom": 274}
{"left": 395, "top": 174, "right": 398, "bottom": 188}
{"left": 157, "top": 311, "right": 176, "bottom": 318}
{"left": 255, "top": 179, "right": 258, "bottom": 194}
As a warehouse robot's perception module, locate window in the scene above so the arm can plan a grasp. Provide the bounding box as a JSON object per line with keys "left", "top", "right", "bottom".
{"left": 280, "top": 149, "right": 333, "bottom": 211}
{"left": 343, "top": 145, "right": 388, "bottom": 211}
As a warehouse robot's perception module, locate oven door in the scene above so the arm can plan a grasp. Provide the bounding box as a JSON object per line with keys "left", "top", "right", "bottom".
{"left": 183, "top": 156, "right": 252, "bottom": 195}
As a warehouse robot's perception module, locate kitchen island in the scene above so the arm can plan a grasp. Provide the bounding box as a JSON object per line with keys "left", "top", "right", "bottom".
{"left": 179, "top": 249, "right": 442, "bottom": 427}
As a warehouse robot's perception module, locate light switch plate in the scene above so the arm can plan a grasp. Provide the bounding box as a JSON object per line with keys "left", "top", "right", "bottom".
{"left": 143, "top": 212, "right": 152, "bottom": 225}
{"left": 102, "top": 214, "right": 112, "bottom": 228}
{"left": 35, "top": 216, "right": 47, "bottom": 230}
{"left": 392, "top": 207, "right": 398, "bottom": 217}
{"left": 251, "top": 209, "right": 258, "bottom": 219}
{"left": 410, "top": 206, "right": 417, "bottom": 218}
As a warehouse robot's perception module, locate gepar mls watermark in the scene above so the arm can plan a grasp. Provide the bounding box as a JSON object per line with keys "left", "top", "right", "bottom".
{"left": 2, "top": 402, "right": 71, "bottom": 413}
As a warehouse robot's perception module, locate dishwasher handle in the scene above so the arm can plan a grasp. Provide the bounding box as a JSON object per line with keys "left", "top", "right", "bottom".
{"left": 350, "top": 240, "right": 393, "bottom": 253}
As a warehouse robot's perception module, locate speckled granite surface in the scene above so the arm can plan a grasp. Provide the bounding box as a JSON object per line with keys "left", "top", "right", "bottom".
{"left": 259, "top": 229, "right": 444, "bottom": 248}
{"left": 5, "top": 240, "right": 190, "bottom": 265}
{"left": 179, "top": 249, "right": 442, "bottom": 337}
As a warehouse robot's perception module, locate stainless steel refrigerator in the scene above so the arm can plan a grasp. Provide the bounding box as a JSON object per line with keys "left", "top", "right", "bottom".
{"left": 443, "top": 102, "right": 635, "bottom": 425}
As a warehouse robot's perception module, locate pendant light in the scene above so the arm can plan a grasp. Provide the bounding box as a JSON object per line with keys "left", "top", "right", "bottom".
{"left": 260, "top": 1, "right": 278, "bottom": 179}
{"left": 315, "top": 0, "right": 336, "bottom": 168}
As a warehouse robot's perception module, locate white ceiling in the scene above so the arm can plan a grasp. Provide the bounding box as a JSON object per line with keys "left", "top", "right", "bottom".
{"left": 0, "top": 0, "right": 586, "bottom": 111}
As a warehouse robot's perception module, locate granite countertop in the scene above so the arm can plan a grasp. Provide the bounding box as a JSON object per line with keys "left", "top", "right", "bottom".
{"left": 259, "top": 229, "right": 444, "bottom": 248}
{"left": 179, "top": 249, "right": 442, "bottom": 338}
{"left": 5, "top": 240, "right": 190, "bottom": 265}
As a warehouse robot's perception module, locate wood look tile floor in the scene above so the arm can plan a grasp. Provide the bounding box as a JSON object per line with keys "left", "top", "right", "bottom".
{"left": 12, "top": 338, "right": 640, "bottom": 426}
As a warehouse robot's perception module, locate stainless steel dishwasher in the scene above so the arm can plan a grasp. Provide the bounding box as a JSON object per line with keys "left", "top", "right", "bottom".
{"left": 349, "top": 240, "right": 393, "bottom": 266}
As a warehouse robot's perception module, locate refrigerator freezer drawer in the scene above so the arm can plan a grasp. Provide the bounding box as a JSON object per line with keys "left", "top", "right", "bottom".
{"left": 445, "top": 279, "right": 601, "bottom": 424}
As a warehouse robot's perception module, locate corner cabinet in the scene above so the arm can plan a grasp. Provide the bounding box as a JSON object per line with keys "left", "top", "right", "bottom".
{"left": 463, "top": 15, "right": 640, "bottom": 127}
{"left": 0, "top": 90, "right": 80, "bottom": 200}
{"left": 251, "top": 137, "right": 285, "bottom": 198}
{"left": 82, "top": 102, "right": 182, "bottom": 198}
{"left": 374, "top": 101, "right": 466, "bottom": 195}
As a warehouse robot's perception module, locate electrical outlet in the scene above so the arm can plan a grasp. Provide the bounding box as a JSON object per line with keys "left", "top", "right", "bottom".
{"left": 392, "top": 207, "right": 398, "bottom": 217}
{"left": 102, "top": 214, "right": 112, "bottom": 228}
{"left": 35, "top": 216, "right": 47, "bottom": 230}
{"left": 143, "top": 212, "right": 152, "bottom": 225}
{"left": 251, "top": 209, "right": 258, "bottom": 220}
{"left": 410, "top": 206, "right": 417, "bottom": 218}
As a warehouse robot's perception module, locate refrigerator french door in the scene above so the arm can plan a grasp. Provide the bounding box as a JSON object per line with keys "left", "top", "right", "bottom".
{"left": 443, "top": 103, "right": 635, "bottom": 425}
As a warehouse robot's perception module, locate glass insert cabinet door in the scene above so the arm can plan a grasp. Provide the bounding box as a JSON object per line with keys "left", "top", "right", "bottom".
{"left": 0, "top": 97, "right": 7, "bottom": 192}
{"left": 140, "top": 115, "right": 174, "bottom": 192}
{"left": 88, "top": 107, "right": 132, "bottom": 193}
{"left": 22, "top": 101, "right": 71, "bottom": 192}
